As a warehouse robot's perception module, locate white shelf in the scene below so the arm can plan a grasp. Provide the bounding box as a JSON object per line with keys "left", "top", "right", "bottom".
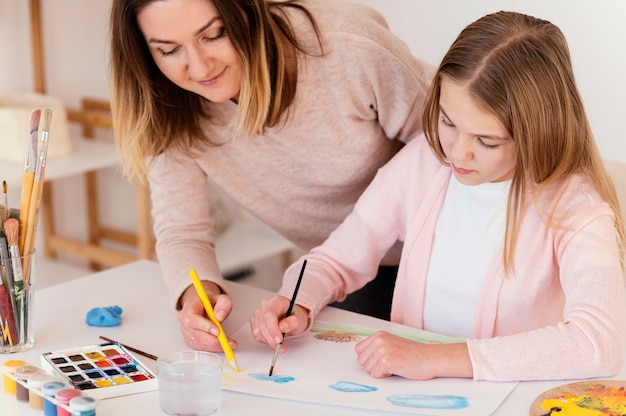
{"left": 0, "top": 136, "right": 119, "bottom": 189}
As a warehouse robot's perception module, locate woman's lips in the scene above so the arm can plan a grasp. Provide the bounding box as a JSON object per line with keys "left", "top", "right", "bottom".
{"left": 198, "top": 68, "right": 226, "bottom": 86}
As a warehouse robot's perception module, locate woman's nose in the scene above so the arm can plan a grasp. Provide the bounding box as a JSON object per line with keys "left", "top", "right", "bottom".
{"left": 187, "top": 45, "right": 213, "bottom": 79}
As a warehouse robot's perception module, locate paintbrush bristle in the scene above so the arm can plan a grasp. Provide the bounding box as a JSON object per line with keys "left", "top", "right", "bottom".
{"left": 4, "top": 218, "right": 19, "bottom": 247}
{"left": 30, "top": 109, "right": 41, "bottom": 133}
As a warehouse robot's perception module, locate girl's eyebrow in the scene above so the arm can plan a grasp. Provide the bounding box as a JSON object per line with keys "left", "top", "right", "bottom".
{"left": 439, "top": 105, "right": 508, "bottom": 141}
{"left": 146, "top": 16, "right": 222, "bottom": 45}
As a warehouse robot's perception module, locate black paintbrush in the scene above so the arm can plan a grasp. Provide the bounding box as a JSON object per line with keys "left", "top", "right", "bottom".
{"left": 268, "top": 259, "right": 307, "bottom": 377}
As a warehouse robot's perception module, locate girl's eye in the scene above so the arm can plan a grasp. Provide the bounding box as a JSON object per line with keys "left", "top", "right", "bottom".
{"left": 440, "top": 116, "right": 453, "bottom": 128}
{"left": 478, "top": 138, "right": 498, "bottom": 149}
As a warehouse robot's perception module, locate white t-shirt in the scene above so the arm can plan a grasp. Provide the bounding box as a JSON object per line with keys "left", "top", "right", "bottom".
{"left": 423, "top": 175, "right": 510, "bottom": 337}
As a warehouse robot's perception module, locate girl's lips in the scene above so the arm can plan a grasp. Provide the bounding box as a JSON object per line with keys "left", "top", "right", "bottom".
{"left": 452, "top": 164, "right": 473, "bottom": 175}
{"left": 198, "top": 68, "right": 226, "bottom": 86}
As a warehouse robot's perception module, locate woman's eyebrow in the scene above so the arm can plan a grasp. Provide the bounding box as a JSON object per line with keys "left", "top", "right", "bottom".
{"left": 146, "top": 16, "right": 222, "bottom": 45}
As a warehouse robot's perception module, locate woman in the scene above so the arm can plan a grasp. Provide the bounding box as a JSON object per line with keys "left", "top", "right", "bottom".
{"left": 109, "top": 0, "right": 434, "bottom": 352}
{"left": 250, "top": 11, "right": 626, "bottom": 381}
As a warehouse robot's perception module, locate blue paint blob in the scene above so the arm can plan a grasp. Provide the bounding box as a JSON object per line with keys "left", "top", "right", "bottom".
{"left": 387, "top": 394, "right": 470, "bottom": 409}
{"left": 329, "top": 381, "right": 378, "bottom": 393}
{"left": 249, "top": 373, "right": 295, "bottom": 384}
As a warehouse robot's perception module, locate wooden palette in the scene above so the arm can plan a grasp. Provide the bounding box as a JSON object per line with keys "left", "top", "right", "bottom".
{"left": 529, "top": 379, "right": 626, "bottom": 415}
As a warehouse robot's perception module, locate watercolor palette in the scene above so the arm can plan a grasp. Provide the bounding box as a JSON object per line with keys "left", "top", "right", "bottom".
{"left": 529, "top": 379, "right": 626, "bottom": 415}
{"left": 40, "top": 342, "right": 157, "bottom": 399}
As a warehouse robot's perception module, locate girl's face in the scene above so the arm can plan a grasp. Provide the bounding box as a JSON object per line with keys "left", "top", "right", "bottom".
{"left": 438, "top": 76, "right": 516, "bottom": 185}
{"left": 137, "top": 0, "right": 243, "bottom": 103}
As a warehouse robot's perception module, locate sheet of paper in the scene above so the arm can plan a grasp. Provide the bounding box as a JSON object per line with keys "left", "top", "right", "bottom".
{"left": 224, "top": 320, "right": 517, "bottom": 415}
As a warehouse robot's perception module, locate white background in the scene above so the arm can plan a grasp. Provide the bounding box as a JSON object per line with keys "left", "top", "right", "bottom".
{"left": 1, "top": 0, "right": 624, "bottom": 260}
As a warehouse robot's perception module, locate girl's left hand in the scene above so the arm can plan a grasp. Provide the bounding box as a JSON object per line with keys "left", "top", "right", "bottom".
{"left": 354, "top": 331, "right": 473, "bottom": 380}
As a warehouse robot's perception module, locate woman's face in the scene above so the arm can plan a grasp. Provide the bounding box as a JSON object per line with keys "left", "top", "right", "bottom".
{"left": 438, "top": 76, "right": 516, "bottom": 185}
{"left": 137, "top": 0, "right": 243, "bottom": 103}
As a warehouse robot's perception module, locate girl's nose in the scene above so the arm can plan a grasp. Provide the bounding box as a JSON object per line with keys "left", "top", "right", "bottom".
{"left": 449, "top": 136, "right": 473, "bottom": 161}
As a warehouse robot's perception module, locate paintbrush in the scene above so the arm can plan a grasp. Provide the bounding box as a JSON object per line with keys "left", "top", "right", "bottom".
{"left": 0, "top": 230, "right": 18, "bottom": 346}
{"left": 0, "top": 274, "right": 18, "bottom": 347}
{"left": 1, "top": 181, "right": 7, "bottom": 225}
{"left": 22, "top": 108, "right": 51, "bottom": 284}
{"left": 18, "top": 109, "right": 40, "bottom": 257}
{"left": 99, "top": 336, "right": 159, "bottom": 361}
{"left": 189, "top": 269, "right": 239, "bottom": 371}
{"left": 4, "top": 218, "right": 26, "bottom": 343}
{"left": 268, "top": 259, "right": 307, "bottom": 377}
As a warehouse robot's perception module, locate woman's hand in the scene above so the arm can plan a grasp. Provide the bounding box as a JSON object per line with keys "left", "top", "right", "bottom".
{"left": 249, "top": 295, "right": 310, "bottom": 353}
{"left": 177, "top": 282, "right": 238, "bottom": 352}
{"left": 355, "top": 331, "right": 473, "bottom": 380}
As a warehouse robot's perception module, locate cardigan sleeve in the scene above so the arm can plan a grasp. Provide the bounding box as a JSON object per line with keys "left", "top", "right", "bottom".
{"left": 468, "top": 210, "right": 625, "bottom": 381}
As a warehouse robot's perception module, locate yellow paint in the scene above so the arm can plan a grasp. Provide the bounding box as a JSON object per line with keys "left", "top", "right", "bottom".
{"left": 541, "top": 384, "right": 626, "bottom": 415}
{"left": 2, "top": 359, "right": 26, "bottom": 394}
{"left": 95, "top": 379, "right": 113, "bottom": 387}
{"left": 113, "top": 377, "right": 130, "bottom": 384}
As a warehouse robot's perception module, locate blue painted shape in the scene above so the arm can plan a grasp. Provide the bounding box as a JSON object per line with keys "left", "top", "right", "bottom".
{"left": 387, "top": 394, "right": 470, "bottom": 409}
{"left": 249, "top": 373, "right": 295, "bottom": 384}
{"left": 329, "top": 381, "right": 378, "bottom": 393}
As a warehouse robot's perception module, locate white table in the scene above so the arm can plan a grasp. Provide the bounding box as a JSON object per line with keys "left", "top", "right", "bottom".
{"left": 2, "top": 260, "right": 625, "bottom": 415}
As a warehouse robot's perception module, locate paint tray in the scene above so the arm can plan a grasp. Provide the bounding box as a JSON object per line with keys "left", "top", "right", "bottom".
{"left": 41, "top": 342, "right": 157, "bottom": 399}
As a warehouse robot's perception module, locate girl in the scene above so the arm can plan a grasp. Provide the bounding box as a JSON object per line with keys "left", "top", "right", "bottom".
{"left": 250, "top": 11, "right": 626, "bottom": 381}
{"left": 109, "top": 0, "right": 434, "bottom": 352}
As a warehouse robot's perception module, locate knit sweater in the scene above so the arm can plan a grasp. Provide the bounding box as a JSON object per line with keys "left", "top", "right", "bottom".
{"left": 148, "top": 0, "right": 435, "bottom": 309}
{"left": 278, "top": 136, "right": 626, "bottom": 381}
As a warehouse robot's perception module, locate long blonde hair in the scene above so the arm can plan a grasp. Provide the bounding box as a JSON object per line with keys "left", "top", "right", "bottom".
{"left": 422, "top": 11, "right": 625, "bottom": 273}
{"left": 109, "top": 0, "right": 321, "bottom": 182}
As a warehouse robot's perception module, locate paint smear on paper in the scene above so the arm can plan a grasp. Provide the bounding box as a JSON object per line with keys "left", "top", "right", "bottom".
{"left": 329, "top": 381, "right": 377, "bottom": 392}
{"left": 387, "top": 394, "right": 470, "bottom": 409}
{"left": 249, "top": 373, "right": 295, "bottom": 384}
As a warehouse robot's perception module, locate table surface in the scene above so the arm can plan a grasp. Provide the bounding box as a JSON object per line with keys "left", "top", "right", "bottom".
{"left": 1, "top": 259, "right": 625, "bottom": 415}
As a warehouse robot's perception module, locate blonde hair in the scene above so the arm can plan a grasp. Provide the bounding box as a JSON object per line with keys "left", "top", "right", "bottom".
{"left": 109, "top": 0, "right": 321, "bottom": 182}
{"left": 422, "top": 11, "right": 625, "bottom": 273}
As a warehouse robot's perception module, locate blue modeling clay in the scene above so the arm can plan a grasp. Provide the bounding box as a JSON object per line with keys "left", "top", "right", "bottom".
{"left": 85, "top": 305, "right": 123, "bottom": 327}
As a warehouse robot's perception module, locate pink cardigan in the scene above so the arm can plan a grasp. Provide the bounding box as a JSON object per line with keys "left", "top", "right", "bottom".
{"left": 278, "top": 135, "right": 626, "bottom": 381}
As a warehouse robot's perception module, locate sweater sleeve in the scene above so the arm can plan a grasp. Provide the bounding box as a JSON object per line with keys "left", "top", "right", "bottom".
{"left": 150, "top": 152, "right": 229, "bottom": 310}
{"left": 468, "top": 211, "right": 626, "bottom": 381}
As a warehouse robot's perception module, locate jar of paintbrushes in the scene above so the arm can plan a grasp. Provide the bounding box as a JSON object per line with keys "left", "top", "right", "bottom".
{"left": 0, "top": 108, "right": 51, "bottom": 353}
{"left": 0, "top": 221, "right": 36, "bottom": 353}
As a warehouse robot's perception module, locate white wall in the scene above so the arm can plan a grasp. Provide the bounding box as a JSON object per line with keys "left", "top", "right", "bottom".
{"left": 1, "top": 1, "right": 625, "bottom": 262}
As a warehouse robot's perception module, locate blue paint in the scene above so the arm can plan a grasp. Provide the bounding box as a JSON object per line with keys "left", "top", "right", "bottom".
{"left": 329, "top": 381, "right": 378, "bottom": 393}
{"left": 387, "top": 394, "right": 470, "bottom": 409}
{"left": 249, "top": 373, "right": 295, "bottom": 384}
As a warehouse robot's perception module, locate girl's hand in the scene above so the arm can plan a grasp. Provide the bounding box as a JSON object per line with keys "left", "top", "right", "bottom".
{"left": 249, "top": 295, "right": 310, "bottom": 353}
{"left": 177, "top": 283, "right": 237, "bottom": 352}
{"left": 355, "top": 331, "right": 473, "bottom": 380}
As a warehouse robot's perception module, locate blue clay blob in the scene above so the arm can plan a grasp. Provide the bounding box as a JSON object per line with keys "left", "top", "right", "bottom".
{"left": 329, "top": 381, "right": 378, "bottom": 393}
{"left": 85, "top": 305, "right": 123, "bottom": 327}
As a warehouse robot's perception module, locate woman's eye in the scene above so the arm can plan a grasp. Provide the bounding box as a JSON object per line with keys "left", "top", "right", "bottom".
{"left": 202, "top": 27, "right": 227, "bottom": 43}
{"left": 158, "top": 47, "right": 179, "bottom": 57}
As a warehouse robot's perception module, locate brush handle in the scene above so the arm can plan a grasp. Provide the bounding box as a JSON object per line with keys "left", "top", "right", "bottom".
{"left": 0, "top": 283, "right": 18, "bottom": 346}
{"left": 18, "top": 171, "right": 35, "bottom": 256}
{"left": 189, "top": 269, "right": 239, "bottom": 371}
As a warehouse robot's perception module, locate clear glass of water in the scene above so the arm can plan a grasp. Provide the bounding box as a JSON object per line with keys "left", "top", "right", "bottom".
{"left": 157, "top": 351, "right": 223, "bottom": 415}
